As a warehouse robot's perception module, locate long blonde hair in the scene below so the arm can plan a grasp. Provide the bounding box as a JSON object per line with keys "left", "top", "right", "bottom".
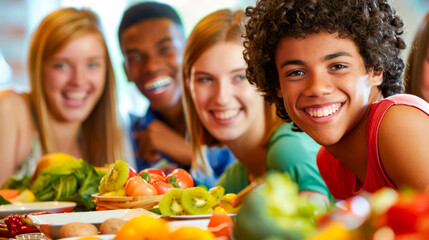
{"left": 27, "top": 8, "right": 124, "bottom": 166}
{"left": 182, "top": 9, "right": 282, "bottom": 175}
{"left": 405, "top": 12, "right": 429, "bottom": 99}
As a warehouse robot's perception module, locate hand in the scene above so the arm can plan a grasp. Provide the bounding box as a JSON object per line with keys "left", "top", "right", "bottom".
{"left": 133, "top": 120, "right": 191, "bottom": 165}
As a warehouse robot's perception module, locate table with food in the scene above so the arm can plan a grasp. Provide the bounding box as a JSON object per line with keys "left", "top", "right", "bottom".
{"left": 1, "top": 153, "right": 428, "bottom": 240}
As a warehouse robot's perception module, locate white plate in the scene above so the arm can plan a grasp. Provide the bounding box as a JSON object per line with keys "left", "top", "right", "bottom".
{"left": 168, "top": 219, "right": 210, "bottom": 229}
{"left": 28, "top": 209, "right": 159, "bottom": 240}
{"left": 58, "top": 234, "right": 115, "bottom": 240}
{"left": 0, "top": 201, "right": 76, "bottom": 218}
{"left": 166, "top": 213, "right": 236, "bottom": 219}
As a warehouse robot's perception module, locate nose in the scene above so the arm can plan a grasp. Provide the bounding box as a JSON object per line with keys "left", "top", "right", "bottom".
{"left": 303, "top": 71, "right": 334, "bottom": 97}
{"left": 69, "top": 66, "right": 85, "bottom": 85}
{"left": 143, "top": 54, "right": 163, "bottom": 74}
{"left": 214, "top": 78, "right": 233, "bottom": 105}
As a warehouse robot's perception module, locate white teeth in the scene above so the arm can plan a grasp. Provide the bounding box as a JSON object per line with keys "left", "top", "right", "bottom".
{"left": 306, "top": 103, "right": 341, "bottom": 117}
{"left": 65, "top": 92, "right": 86, "bottom": 100}
{"left": 213, "top": 109, "right": 239, "bottom": 120}
{"left": 144, "top": 77, "right": 172, "bottom": 91}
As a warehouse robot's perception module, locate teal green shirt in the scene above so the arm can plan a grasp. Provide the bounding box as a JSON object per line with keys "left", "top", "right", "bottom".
{"left": 216, "top": 123, "right": 331, "bottom": 197}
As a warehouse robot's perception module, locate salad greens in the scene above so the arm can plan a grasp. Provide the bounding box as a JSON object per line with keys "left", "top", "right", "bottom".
{"left": 30, "top": 159, "right": 105, "bottom": 210}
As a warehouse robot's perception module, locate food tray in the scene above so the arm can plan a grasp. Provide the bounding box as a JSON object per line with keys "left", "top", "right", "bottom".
{"left": 91, "top": 193, "right": 164, "bottom": 210}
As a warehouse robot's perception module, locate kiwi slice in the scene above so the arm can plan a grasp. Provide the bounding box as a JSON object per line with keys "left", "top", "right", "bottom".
{"left": 209, "top": 185, "right": 225, "bottom": 204}
{"left": 159, "top": 188, "right": 185, "bottom": 216}
{"left": 100, "top": 160, "right": 129, "bottom": 192}
{"left": 182, "top": 187, "right": 216, "bottom": 215}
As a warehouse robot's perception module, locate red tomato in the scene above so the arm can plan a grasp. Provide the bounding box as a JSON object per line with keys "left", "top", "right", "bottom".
{"left": 129, "top": 168, "right": 139, "bottom": 179}
{"left": 140, "top": 168, "right": 165, "bottom": 177}
{"left": 125, "top": 176, "right": 158, "bottom": 196}
{"left": 149, "top": 174, "right": 166, "bottom": 183}
{"left": 386, "top": 193, "right": 429, "bottom": 234}
{"left": 152, "top": 181, "right": 174, "bottom": 195}
{"left": 165, "top": 168, "right": 194, "bottom": 189}
{"left": 207, "top": 212, "right": 234, "bottom": 240}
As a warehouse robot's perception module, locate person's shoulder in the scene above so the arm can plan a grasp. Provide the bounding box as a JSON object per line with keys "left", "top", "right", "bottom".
{"left": 378, "top": 94, "right": 429, "bottom": 152}
{"left": 0, "top": 89, "right": 29, "bottom": 113}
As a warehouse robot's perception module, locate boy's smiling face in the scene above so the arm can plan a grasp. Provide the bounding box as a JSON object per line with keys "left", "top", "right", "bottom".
{"left": 275, "top": 31, "right": 382, "bottom": 146}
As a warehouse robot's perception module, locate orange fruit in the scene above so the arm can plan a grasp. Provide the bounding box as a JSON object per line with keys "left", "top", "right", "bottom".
{"left": 32, "top": 152, "right": 77, "bottom": 180}
{"left": 169, "top": 226, "right": 215, "bottom": 240}
{"left": 0, "top": 189, "right": 19, "bottom": 200}
{"left": 75, "top": 237, "right": 103, "bottom": 240}
{"left": 113, "top": 215, "right": 169, "bottom": 240}
{"left": 207, "top": 212, "right": 234, "bottom": 240}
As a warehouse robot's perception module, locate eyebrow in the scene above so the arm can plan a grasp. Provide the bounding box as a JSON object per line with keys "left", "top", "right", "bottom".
{"left": 125, "top": 37, "right": 173, "bottom": 55}
{"left": 279, "top": 51, "right": 352, "bottom": 68}
{"left": 193, "top": 68, "right": 246, "bottom": 76}
{"left": 157, "top": 37, "right": 172, "bottom": 46}
{"left": 323, "top": 51, "right": 352, "bottom": 61}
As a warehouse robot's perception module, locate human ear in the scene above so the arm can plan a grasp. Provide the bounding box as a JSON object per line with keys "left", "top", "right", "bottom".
{"left": 184, "top": 77, "right": 191, "bottom": 95}
{"left": 122, "top": 61, "right": 133, "bottom": 83}
{"left": 369, "top": 69, "right": 383, "bottom": 87}
{"left": 276, "top": 87, "right": 283, "bottom": 99}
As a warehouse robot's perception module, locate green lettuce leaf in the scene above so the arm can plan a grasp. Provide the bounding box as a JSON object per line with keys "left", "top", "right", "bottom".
{"left": 31, "top": 159, "right": 105, "bottom": 211}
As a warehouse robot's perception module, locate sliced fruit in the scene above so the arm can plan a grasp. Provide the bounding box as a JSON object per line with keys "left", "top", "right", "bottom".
{"left": 100, "top": 189, "right": 126, "bottom": 197}
{"left": 159, "top": 188, "right": 185, "bottom": 216}
{"left": 209, "top": 185, "right": 225, "bottom": 204}
{"left": 182, "top": 187, "right": 216, "bottom": 215}
{"left": 0, "top": 189, "right": 19, "bottom": 200}
{"left": 100, "top": 160, "right": 129, "bottom": 193}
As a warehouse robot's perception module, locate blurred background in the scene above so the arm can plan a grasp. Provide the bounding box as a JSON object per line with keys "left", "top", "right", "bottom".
{"left": 1, "top": 0, "right": 428, "bottom": 119}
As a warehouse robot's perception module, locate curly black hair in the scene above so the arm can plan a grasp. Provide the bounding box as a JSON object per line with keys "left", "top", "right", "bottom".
{"left": 243, "top": 0, "right": 406, "bottom": 122}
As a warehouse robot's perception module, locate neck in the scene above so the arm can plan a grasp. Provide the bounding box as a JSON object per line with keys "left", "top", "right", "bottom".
{"left": 325, "top": 90, "right": 381, "bottom": 181}
{"left": 225, "top": 115, "right": 268, "bottom": 179}
{"left": 49, "top": 116, "right": 83, "bottom": 158}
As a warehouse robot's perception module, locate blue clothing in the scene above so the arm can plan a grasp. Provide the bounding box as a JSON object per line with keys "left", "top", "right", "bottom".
{"left": 130, "top": 108, "right": 235, "bottom": 183}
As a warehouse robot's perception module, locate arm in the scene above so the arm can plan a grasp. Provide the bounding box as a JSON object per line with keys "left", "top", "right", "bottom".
{"left": 0, "top": 90, "right": 31, "bottom": 185}
{"left": 379, "top": 105, "right": 429, "bottom": 190}
{"left": 134, "top": 119, "right": 192, "bottom": 166}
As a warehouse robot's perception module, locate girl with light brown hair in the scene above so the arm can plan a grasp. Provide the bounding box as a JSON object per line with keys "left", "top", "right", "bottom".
{"left": 182, "top": 9, "right": 331, "bottom": 203}
{"left": 0, "top": 7, "right": 132, "bottom": 184}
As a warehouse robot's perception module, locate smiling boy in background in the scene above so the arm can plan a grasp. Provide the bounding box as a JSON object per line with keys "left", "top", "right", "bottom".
{"left": 118, "top": 2, "right": 235, "bottom": 186}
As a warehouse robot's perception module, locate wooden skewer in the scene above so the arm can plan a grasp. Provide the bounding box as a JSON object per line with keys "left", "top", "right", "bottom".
{"left": 223, "top": 177, "right": 264, "bottom": 208}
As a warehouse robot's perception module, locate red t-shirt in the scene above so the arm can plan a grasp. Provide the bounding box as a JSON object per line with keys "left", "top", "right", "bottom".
{"left": 317, "top": 94, "right": 429, "bottom": 200}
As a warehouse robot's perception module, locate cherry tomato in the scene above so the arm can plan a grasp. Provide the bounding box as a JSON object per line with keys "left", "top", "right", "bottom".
{"left": 128, "top": 168, "right": 139, "bottom": 179}
{"left": 208, "top": 212, "right": 234, "bottom": 240}
{"left": 125, "top": 176, "right": 157, "bottom": 196}
{"left": 165, "top": 168, "right": 194, "bottom": 189}
{"left": 149, "top": 173, "right": 166, "bottom": 183}
{"left": 122, "top": 168, "right": 140, "bottom": 187}
{"left": 152, "top": 181, "right": 174, "bottom": 195}
{"left": 140, "top": 168, "right": 165, "bottom": 178}
{"left": 386, "top": 193, "right": 429, "bottom": 234}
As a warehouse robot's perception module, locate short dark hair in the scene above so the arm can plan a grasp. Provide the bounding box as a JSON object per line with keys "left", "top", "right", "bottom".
{"left": 118, "top": 1, "right": 183, "bottom": 38}
{"left": 244, "top": 0, "right": 407, "bottom": 122}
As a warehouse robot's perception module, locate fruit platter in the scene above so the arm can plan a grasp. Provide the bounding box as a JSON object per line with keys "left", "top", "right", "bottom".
{"left": 92, "top": 160, "right": 196, "bottom": 211}
{"left": 6, "top": 153, "right": 429, "bottom": 240}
